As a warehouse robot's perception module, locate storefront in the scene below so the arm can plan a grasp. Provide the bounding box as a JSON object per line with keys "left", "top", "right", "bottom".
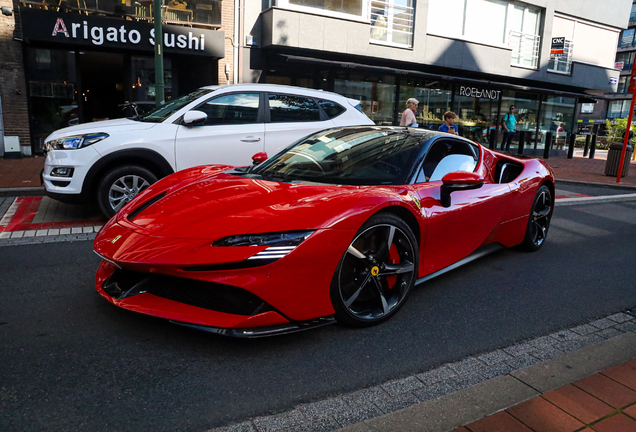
{"left": 260, "top": 54, "right": 580, "bottom": 154}
{"left": 19, "top": 6, "right": 225, "bottom": 153}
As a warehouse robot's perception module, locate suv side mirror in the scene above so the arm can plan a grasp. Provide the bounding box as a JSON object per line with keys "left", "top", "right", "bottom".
{"left": 440, "top": 171, "right": 484, "bottom": 208}
{"left": 252, "top": 152, "right": 268, "bottom": 165}
{"left": 182, "top": 110, "right": 207, "bottom": 126}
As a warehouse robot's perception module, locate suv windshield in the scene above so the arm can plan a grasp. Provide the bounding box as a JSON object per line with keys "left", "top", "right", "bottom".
{"left": 136, "top": 88, "right": 214, "bottom": 123}
{"left": 248, "top": 127, "right": 429, "bottom": 185}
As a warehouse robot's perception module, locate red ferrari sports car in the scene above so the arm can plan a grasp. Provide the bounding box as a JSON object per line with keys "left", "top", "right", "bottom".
{"left": 93, "top": 126, "right": 554, "bottom": 337}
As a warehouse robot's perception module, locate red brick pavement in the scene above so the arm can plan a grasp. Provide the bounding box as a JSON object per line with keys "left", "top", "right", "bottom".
{"left": 457, "top": 359, "right": 636, "bottom": 432}
{"left": 0, "top": 156, "right": 44, "bottom": 188}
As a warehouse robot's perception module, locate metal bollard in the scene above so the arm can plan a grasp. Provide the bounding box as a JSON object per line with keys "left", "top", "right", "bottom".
{"left": 589, "top": 134, "right": 596, "bottom": 159}
{"left": 518, "top": 131, "right": 525, "bottom": 155}
{"left": 544, "top": 132, "right": 552, "bottom": 159}
{"left": 567, "top": 134, "right": 576, "bottom": 159}
{"left": 489, "top": 129, "right": 497, "bottom": 150}
{"left": 583, "top": 135, "right": 591, "bottom": 157}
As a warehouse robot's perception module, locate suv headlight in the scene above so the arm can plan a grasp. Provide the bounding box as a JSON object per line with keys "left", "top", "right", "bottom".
{"left": 45, "top": 133, "right": 109, "bottom": 152}
{"left": 214, "top": 231, "right": 314, "bottom": 247}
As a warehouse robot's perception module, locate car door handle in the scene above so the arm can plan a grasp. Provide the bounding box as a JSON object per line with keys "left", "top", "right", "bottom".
{"left": 240, "top": 136, "right": 262, "bottom": 143}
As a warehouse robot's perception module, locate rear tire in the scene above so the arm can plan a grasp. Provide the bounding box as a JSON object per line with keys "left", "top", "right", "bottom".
{"left": 330, "top": 213, "right": 419, "bottom": 327}
{"left": 520, "top": 185, "right": 553, "bottom": 251}
{"left": 97, "top": 165, "right": 157, "bottom": 218}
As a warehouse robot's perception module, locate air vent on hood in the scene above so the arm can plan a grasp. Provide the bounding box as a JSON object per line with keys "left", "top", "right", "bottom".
{"left": 127, "top": 192, "right": 166, "bottom": 221}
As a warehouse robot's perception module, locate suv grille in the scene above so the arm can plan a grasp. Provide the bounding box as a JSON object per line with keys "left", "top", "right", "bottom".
{"left": 102, "top": 269, "right": 273, "bottom": 316}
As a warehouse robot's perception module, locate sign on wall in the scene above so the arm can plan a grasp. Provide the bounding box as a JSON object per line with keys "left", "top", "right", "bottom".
{"left": 458, "top": 86, "right": 501, "bottom": 100}
{"left": 550, "top": 37, "right": 565, "bottom": 56}
{"left": 19, "top": 7, "right": 225, "bottom": 58}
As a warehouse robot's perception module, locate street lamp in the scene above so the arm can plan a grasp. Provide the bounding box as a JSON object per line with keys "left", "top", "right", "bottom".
{"left": 153, "top": 0, "right": 165, "bottom": 108}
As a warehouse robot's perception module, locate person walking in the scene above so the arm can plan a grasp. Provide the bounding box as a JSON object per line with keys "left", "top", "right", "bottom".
{"left": 400, "top": 98, "right": 419, "bottom": 127}
{"left": 501, "top": 105, "right": 517, "bottom": 151}
{"left": 438, "top": 111, "right": 458, "bottom": 135}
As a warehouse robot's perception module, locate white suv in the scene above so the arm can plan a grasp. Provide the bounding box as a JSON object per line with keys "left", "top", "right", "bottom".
{"left": 43, "top": 84, "right": 373, "bottom": 217}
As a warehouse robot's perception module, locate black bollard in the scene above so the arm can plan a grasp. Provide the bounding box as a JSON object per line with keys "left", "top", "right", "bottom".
{"left": 544, "top": 132, "right": 552, "bottom": 159}
{"left": 517, "top": 131, "right": 525, "bottom": 155}
{"left": 567, "top": 134, "right": 576, "bottom": 159}
{"left": 489, "top": 128, "right": 497, "bottom": 150}
{"left": 589, "top": 133, "right": 596, "bottom": 159}
{"left": 583, "top": 134, "right": 591, "bottom": 157}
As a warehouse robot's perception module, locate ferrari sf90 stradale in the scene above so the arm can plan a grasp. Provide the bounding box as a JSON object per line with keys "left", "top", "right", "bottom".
{"left": 93, "top": 126, "right": 554, "bottom": 337}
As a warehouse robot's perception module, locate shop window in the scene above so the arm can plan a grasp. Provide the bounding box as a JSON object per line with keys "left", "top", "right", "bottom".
{"left": 399, "top": 80, "right": 452, "bottom": 131}
{"left": 335, "top": 75, "right": 395, "bottom": 126}
{"left": 455, "top": 87, "right": 499, "bottom": 145}
{"left": 499, "top": 90, "right": 540, "bottom": 149}
{"left": 537, "top": 96, "right": 575, "bottom": 151}
{"left": 197, "top": 93, "right": 260, "bottom": 126}
{"left": 269, "top": 94, "right": 321, "bottom": 122}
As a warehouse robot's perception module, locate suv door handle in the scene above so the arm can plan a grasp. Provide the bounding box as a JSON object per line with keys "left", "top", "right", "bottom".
{"left": 241, "top": 136, "right": 262, "bottom": 143}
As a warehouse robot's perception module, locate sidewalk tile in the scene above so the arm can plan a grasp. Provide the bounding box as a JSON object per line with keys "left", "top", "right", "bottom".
{"left": 573, "top": 374, "right": 636, "bottom": 409}
{"left": 601, "top": 362, "right": 636, "bottom": 391}
{"left": 625, "top": 403, "right": 636, "bottom": 418}
{"left": 60, "top": 228, "right": 71, "bottom": 235}
{"left": 23, "top": 230, "right": 36, "bottom": 237}
{"left": 450, "top": 428, "right": 471, "bottom": 432}
{"left": 591, "top": 413, "right": 636, "bottom": 432}
{"left": 542, "top": 384, "right": 614, "bottom": 424}
{"left": 506, "top": 397, "right": 584, "bottom": 432}
{"left": 10, "top": 231, "right": 24, "bottom": 238}
{"left": 465, "top": 411, "right": 533, "bottom": 432}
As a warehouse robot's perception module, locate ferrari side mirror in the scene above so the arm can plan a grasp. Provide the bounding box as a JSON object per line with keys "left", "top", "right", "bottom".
{"left": 182, "top": 110, "right": 207, "bottom": 126}
{"left": 440, "top": 171, "right": 484, "bottom": 208}
{"left": 252, "top": 152, "right": 268, "bottom": 165}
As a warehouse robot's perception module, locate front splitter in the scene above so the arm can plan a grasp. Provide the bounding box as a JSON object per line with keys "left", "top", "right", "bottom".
{"left": 170, "top": 316, "right": 337, "bottom": 338}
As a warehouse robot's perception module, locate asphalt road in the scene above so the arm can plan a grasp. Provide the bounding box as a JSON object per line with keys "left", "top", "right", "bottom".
{"left": 2, "top": 199, "right": 636, "bottom": 432}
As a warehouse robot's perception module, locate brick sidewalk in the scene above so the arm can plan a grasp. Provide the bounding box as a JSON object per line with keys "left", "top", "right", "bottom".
{"left": 0, "top": 156, "right": 44, "bottom": 188}
{"left": 456, "top": 359, "right": 636, "bottom": 432}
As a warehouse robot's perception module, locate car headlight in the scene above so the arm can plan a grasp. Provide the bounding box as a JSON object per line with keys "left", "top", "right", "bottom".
{"left": 45, "top": 133, "right": 109, "bottom": 152}
{"left": 214, "top": 230, "right": 314, "bottom": 247}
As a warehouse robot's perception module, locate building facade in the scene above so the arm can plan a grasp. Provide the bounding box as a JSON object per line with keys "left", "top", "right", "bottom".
{"left": 0, "top": 0, "right": 233, "bottom": 155}
{"left": 238, "top": 0, "right": 630, "bottom": 153}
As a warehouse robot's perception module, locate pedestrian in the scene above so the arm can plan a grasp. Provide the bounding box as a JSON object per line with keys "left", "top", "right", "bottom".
{"left": 556, "top": 122, "right": 566, "bottom": 150}
{"left": 501, "top": 105, "right": 517, "bottom": 151}
{"left": 400, "top": 98, "right": 419, "bottom": 127}
{"left": 438, "top": 111, "right": 458, "bottom": 135}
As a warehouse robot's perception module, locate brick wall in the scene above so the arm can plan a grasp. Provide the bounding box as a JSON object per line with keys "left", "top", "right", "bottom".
{"left": 217, "top": 0, "right": 234, "bottom": 85}
{"left": 0, "top": 0, "right": 30, "bottom": 149}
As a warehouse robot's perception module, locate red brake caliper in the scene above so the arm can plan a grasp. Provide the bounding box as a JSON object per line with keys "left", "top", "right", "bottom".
{"left": 386, "top": 244, "right": 400, "bottom": 289}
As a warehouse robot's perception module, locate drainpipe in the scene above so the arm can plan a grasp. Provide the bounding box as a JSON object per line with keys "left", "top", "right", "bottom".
{"left": 234, "top": 0, "right": 240, "bottom": 83}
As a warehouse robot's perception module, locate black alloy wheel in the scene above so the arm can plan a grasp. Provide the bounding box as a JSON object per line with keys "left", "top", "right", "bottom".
{"left": 521, "top": 185, "right": 553, "bottom": 251}
{"left": 330, "top": 213, "right": 418, "bottom": 327}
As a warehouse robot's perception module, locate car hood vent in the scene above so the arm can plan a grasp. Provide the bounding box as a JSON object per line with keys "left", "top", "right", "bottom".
{"left": 127, "top": 192, "right": 166, "bottom": 221}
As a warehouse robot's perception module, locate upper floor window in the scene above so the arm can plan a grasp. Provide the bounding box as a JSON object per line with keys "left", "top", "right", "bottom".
{"left": 427, "top": 0, "right": 541, "bottom": 50}
{"left": 277, "top": 0, "right": 367, "bottom": 19}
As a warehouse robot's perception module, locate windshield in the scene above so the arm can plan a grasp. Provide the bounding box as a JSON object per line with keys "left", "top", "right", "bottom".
{"left": 248, "top": 127, "right": 428, "bottom": 185}
{"left": 136, "top": 88, "right": 214, "bottom": 123}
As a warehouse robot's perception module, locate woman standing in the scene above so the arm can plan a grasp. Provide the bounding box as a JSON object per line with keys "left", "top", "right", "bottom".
{"left": 400, "top": 98, "right": 419, "bottom": 127}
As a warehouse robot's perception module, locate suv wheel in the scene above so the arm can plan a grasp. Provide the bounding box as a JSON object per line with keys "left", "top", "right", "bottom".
{"left": 97, "top": 165, "right": 158, "bottom": 218}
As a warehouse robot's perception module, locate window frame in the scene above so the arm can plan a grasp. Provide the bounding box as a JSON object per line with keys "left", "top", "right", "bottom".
{"left": 273, "top": 0, "right": 370, "bottom": 23}
{"left": 412, "top": 136, "right": 481, "bottom": 184}
{"left": 190, "top": 91, "right": 265, "bottom": 127}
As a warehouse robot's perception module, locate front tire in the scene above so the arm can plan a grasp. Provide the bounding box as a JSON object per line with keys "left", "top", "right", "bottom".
{"left": 520, "top": 185, "right": 553, "bottom": 251}
{"left": 330, "top": 213, "right": 419, "bottom": 327}
{"left": 97, "top": 165, "right": 157, "bottom": 218}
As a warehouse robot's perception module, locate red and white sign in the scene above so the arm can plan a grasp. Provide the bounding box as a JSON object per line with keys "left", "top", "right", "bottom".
{"left": 616, "top": 62, "right": 625, "bottom": 70}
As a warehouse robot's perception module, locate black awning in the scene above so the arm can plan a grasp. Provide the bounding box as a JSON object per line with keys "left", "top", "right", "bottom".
{"left": 281, "top": 54, "right": 600, "bottom": 102}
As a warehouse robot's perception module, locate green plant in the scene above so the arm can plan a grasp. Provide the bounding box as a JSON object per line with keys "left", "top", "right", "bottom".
{"left": 606, "top": 118, "right": 636, "bottom": 143}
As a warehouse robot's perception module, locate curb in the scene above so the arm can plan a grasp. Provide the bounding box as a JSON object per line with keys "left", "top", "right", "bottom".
{"left": 342, "top": 332, "right": 636, "bottom": 432}
{"left": 555, "top": 178, "right": 636, "bottom": 191}
{"left": 0, "top": 187, "right": 46, "bottom": 197}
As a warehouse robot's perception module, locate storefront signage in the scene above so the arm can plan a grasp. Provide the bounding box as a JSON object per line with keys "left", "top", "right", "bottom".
{"left": 550, "top": 37, "right": 565, "bottom": 56}
{"left": 616, "top": 61, "right": 625, "bottom": 70}
{"left": 19, "top": 7, "right": 224, "bottom": 58}
{"left": 459, "top": 86, "right": 500, "bottom": 100}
